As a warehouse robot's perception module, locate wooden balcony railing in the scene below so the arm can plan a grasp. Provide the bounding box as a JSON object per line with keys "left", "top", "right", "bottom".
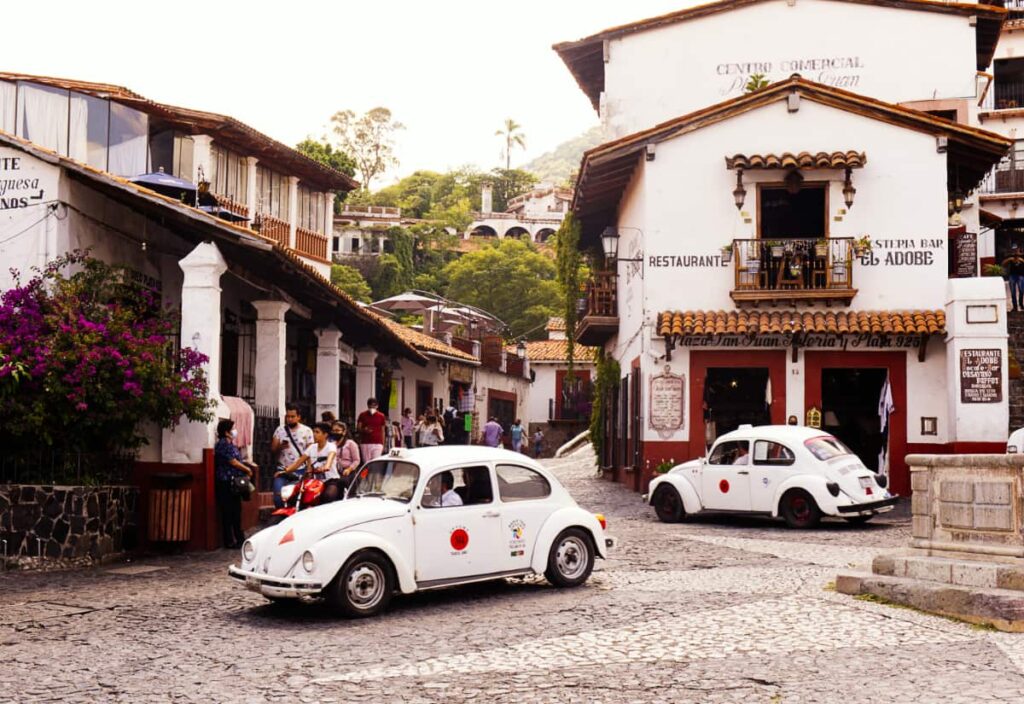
{"left": 575, "top": 270, "right": 619, "bottom": 345}
{"left": 295, "top": 226, "right": 329, "bottom": 261}
{"left": 258, "top": 213, "right": 290, "bottom": 248}
{"left": 730, "top": 237, "right": 857, "bottom": 304}
{"left": 214, "top": 193, "right": 249, "bottom": 219}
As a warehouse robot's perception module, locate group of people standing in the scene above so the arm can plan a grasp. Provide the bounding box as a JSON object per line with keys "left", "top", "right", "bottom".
{"left": 213, "top": 396, "right": 547, "bottom": 548}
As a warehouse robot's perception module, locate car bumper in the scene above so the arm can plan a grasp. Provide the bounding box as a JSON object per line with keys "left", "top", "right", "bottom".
{"left": 228, "top": 565, "right": 323, "bottom": 598}
{"left": 835, "top": 497, "right": 899, "bottom": 514}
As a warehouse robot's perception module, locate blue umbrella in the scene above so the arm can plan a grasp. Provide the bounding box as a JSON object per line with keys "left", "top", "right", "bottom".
{"left": 130, "top": 168, "right": 197, "bottom": 205}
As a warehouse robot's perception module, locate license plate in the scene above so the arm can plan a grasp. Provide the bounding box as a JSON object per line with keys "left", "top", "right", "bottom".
{"left": 245, "top": 576, "right": 260, "bottom": 592}
{"left": 859, "top": 476, "right": 873, "bottom": 489}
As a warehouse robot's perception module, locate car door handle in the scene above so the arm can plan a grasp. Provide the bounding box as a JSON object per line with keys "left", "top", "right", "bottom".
{"left": 736, "top": 471, "right": 750, "bottom": 475}
{"left": 482, "top": 511, "right": 500, "bottom": 518}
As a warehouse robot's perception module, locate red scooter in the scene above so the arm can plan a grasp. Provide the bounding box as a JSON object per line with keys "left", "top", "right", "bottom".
{"left": 269, "top": 475, "right": 326, "bottom": 525}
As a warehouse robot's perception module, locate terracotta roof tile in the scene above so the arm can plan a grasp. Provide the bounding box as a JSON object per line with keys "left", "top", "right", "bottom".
{"left": 545, "top": 317, "right": 567, "bottom": 332}
{"left": 657, "top": 310, "right": 945, "bottom": 338}
{"left": 377, "top": 318, "right": 479, "bottom": 363}
{"left": 507, "top": 340, "right": 599, "bottom": 362}
{"left": 725, "top": 151, "right": 866, "bottom": 170}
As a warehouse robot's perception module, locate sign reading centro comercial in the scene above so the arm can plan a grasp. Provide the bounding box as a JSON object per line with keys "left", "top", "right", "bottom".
{"left": 960, "top": 349, "right": 1002, "bottom": 404}
{"left": 717, "top": 56, "right": 864, "bottom": 93}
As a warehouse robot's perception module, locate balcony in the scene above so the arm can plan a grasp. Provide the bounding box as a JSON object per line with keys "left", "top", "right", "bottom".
{"left": 214, "top": 193, "right": 249, "bottom": 219}
{"left": 575, "top": 270, "right": 618, "bottom": 346}
{"left": 981, "top": 80, "right": 1024, "bottom": 112}
{"left": 730, "top": 238, "right": 857, "bottom": 306}
{"left": 258, "top": 213, "right": 290, "bottom": 248}
{"left": 295, "top": 226, "right": 329, "bottom": 262}
{"left": 979, "top": 167, "right": 1024, "bottom": 196}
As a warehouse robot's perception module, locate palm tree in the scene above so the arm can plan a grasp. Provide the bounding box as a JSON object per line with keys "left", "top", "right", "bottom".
{"left": 496, "top": 119, "right": 526, "bottom": 170}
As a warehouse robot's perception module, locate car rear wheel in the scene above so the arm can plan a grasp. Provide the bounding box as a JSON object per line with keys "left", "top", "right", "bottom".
{"left": 652, "top": 485, "right": 684, "bottom": 523}
{"left": 844, "top": 514, "right": 873, "bottom": 525}
{"left": 780, "top": 490, "right": 821, "bottom": 529}
{"left": 545, "top": 528, "right": 595, "bottom": 588}
{"left": 326, "top": 550, "right": 394, "bottom": 618}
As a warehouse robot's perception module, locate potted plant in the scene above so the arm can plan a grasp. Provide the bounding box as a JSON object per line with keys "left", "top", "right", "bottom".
{"left": 814, "top": 239, "right": 828, "bottom": 257}
{"left": 983, "top": 263, "right": 1006, "bottom": 278}
{"left": 854, "top": 235, "right": 872, "bottom": 257}
{"left": 654, "top": 459, "right": 676, "bottom": 475}
{"left": 769, "top": 240, "right": 784, "bottom": 257}
{"left": 720, "top": 242, "right": 734, "bottom": 263}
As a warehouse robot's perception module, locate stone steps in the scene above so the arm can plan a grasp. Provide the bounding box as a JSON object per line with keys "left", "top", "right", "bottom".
{"left": 836, "top": 570, "right": 1024, "bottom": 631}
{"left": 872, "top": 554, "right": 1024, "bottom": 592}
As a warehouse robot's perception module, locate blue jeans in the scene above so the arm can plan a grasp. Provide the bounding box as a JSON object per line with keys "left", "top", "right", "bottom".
{"left": 1012, "top": 276, "right": 1024, "bottom": 310}
{"left": 272, "top": 472, "right": 300, "bottom": 508}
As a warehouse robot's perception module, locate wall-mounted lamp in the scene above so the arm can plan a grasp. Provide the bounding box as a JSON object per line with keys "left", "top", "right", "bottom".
{"left": 949, "top": 189, "right": 964, "bottom": 215}
{"left": 645, "top": 143, "right": 656, "bottom": 162}
{"left": 600, "top": 226, "right": 645, "bottom": 278}
{"left": 732, "top": 169, "right": 746, "bottom": 210}
{"left": 515, "top": 339, "right": 527, "bottom": 360}
{"left": 842, "top": 168, "right": 857, "bottom": 209}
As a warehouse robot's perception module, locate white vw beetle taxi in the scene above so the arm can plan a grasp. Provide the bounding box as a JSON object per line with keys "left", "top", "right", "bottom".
{"left": 229, "top": 446, "right": 613, "bottom": 617}
{"left": 644, "top": 425, "right": 896, "bottom": 528}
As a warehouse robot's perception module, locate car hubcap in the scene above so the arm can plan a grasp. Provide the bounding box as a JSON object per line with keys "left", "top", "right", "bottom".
{"left": 346, "top": 563, "right": 385, "bottom": 609}
{"left": 556, "top": 537, "right": 588, "bottom": 580}
{"left": 659, "top": 490, "right": 678, "bottom": 516}
{"left": 792, "top": 497, "right": 810, "bottom": 521}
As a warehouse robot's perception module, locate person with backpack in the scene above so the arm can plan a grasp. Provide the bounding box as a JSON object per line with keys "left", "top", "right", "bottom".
{"left": 270, "top": 403, "right": 314, "bottom": 508}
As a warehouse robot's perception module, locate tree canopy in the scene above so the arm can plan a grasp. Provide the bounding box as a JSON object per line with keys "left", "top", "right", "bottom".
{"left": 331, "top": 107, "right": 404, "bottom": 191}
{"left": 496, "top": 119, "right": 526, "bottom": 171}
{"left": 330, "top": 263, "right": 373, "bottom": 303}
{"left": 443, "top": 239, "right": 562, "bottom": 340}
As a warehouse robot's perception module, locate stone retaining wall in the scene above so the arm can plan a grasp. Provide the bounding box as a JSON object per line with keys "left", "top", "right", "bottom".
{"left": 0, "top": 485, "right": 139, "bottom": 568}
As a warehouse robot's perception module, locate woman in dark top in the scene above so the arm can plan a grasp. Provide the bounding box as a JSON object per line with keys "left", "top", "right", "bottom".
{"left": 214, "top": 419, "right": 254, "bottom": 549}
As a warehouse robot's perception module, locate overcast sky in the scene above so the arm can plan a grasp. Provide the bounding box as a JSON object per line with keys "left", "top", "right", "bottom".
{"left": 4, "top": 0, "right": 690, "bottom": 185}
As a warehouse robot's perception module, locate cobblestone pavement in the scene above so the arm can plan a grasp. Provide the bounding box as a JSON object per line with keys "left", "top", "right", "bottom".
{"left": 2, "top": 448, "right": 1023, "bottom": 703}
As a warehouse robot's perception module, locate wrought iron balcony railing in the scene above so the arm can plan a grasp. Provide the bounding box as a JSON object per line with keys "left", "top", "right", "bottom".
{"left": 730, "top": 237, "right": 857, "bottom": 304}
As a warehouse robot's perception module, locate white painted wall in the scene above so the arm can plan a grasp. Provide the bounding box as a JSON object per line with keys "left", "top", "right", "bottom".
{"left": 523, "top": 361, "right": 598, "bottom": 426}
{"left": 603, "top": 0, "right": 978, "bottom": 137}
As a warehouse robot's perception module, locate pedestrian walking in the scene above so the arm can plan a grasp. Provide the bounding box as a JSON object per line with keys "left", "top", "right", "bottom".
{"left": 214, "top": 419, "right": 254, "bottom": 549}
{"left": 532, "top": 428, "right": 545, "bottom": 458}
{"left": 1003, "top": 246, "right": 1024, "bottom": 312}
{"left": 332, "top": 421, "right": 361, "bottom": 497}
{"left": 400, "top": 408, "right": 415, "bottom": 449}
{"left": 510, "top": 419, "right": 525, "bottom": 453}
{"left": 417, "top": 411, "right": 445, "bottom": 446}
{"left": 481, "top": 416, "right": 503, "bottom": 448}
{"left": 356, "top": 397, "right": 388, "bottom": 463}
{"left": 270, "top": 403, "right": 314, "bottom": 509}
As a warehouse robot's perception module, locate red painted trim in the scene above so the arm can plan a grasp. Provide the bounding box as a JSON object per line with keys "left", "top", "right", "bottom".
{"left": 487, "top": 388, "right": 516, "bottom": 402}
{"left": 131, "top": 457, "right": 217, "bottom": 553}
{"left": 554, "top": 369, "right": 591, "bottom": 419}
{"left": 804, "top": 351, "right": 908, "bottom": 495}
{"left": 689, "top": 351, "right": 787, "bottom": 453}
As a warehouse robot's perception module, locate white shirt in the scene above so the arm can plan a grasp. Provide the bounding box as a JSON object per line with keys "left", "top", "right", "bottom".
{"left": 303, "top": 441, "right": 338, "bottom": 479}
{"left": 441, "top": 489, "right": 463, "bottom": 507}
{"left": 274, "top": 424, "right": 314, "bottom": 470}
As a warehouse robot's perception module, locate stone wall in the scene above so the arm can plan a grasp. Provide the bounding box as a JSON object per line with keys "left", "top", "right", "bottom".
{"left": 0, "top": 485, "right": 139, "bottom": 568}
{"left": 529, "top": 421, "right": 589, "bottom": 458}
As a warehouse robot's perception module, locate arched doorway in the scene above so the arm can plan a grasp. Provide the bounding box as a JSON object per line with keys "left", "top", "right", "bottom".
{"left": 470, "top": 224, "right": 498, "bottom": 238}
{"left": 535, "top": 228, "right": 556, "bottom": 244}
{"left": 504, "top": 226, "right": 530, "bottom": 239}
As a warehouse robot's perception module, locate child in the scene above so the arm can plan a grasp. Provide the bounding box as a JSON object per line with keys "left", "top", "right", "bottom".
{"left": 532, "top": 428, "right": 545, "bottom": 458}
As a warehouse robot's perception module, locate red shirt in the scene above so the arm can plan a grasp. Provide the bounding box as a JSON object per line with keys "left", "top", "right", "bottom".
{"left": 357, "top": 410, "right": 387, "bottom": 445}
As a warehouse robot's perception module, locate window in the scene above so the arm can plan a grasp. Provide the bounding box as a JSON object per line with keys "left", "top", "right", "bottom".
{"left": 0, "top": 80, "right": 14, "bottom": 134}
{"left": 753, "top": 440, "right": 795, "bottom": 466}
{"left": 256, "top": 166, "right": 289, "bottom": 219}
{"left": 16, "top": 81, "right": 70, "bottom": 156}
{"left": 759, "top": 185, "right": 826, "bottom": 239}
{"left": 708, "top": 440, "right": 750, "bottom": 465}
{"left": 803, "top": 436, "right": 852, "bottom": 461}
{"left": 210, "top": 144, "right": 248, "bottom": 202}
{"left": 422, "top": 466, "right": 493, "bottom": 507}
{"left": 69, "top": 92, "right": 109, "bottom": 170}
{"left": 108, "top": 102, "right": 148, "bottom": 177}
{"left": 297, "top": 184, "right": 326, "bottom": 233}
{"left": 496, "top": 465, "right": 551, "bottom": 502}
{"left": 347, "top": 460, "right": 418, "bottom": 501}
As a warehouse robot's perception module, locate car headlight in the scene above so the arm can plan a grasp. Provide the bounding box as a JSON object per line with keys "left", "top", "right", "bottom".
{"left": 302, "top": 550, "right": 315, "bottom": 573}
{"left": 242, "top": 540, "right": 255, "bottom": 563}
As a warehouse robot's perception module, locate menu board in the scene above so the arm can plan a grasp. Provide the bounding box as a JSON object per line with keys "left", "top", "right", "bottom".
{"left": 952, "top": 231, "right": 978, "bottom": 278}
{"left": 960, "top": 348, "right": 1002, "bottom": 403}
{"left": 649, "top": 370, "right": 684, "bottom": 432}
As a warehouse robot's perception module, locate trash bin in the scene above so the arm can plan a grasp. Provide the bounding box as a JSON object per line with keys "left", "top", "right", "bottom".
{"left": 148, "top": 472, "right": 193, "bottom": 543}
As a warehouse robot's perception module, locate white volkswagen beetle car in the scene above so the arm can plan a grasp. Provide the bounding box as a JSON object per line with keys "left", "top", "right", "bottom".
{"left": 644, "top": 425, "right": 896, "bottom": 528}
{"left": 229, "top": 446, "right": 613, "bottom": 617}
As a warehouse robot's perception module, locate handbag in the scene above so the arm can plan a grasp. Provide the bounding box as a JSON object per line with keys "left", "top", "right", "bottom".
{"left": 231, "top": 475, "right": 255, "bottom": 500}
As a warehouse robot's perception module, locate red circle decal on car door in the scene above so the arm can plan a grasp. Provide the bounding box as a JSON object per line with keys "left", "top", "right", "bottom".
{"left": 719, "top": 479, "right": 730, "bottom": 493}
{"left": 450, "top": 528, "right": 469, "bottom": 551}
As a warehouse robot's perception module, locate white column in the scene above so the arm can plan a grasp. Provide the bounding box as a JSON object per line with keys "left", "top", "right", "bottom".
{"left": 287, "top": 176, "right": 299, "bottom": 249}
{"left": 325, "top": 193, "right": 336, "bottom": 259}
{"left": 355, "top": 349, "right": 378, "bottom": 411}
{"left": 944, "top": 278, "right": 1009, "bottom": 444}
{"left": 245, "top": 157, "right": 259, "bottom": 224}
{"left": 252, "top": 300, "right": 290, "bottom": 415}
{"left": 316, "top": 326, "right": 343, "bottom": 421}
{"left": 162, "top": 241, "right": 228, "bottom": 463}
{"left": 192, "top": 134, "right": 214, "bottom": 185}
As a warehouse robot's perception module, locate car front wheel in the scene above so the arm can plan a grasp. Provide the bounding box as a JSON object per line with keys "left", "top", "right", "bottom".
{"left": 652, "top": 485, "right": 684, "bottom": 523}
{"left": 326, "top": 550, "right": 394, "bottom": 618}
{"left": 780, "top": 490, "right": 821, "bottom": 529}
{"left": 545, "top": 528, "right": 595, "bottom": 588}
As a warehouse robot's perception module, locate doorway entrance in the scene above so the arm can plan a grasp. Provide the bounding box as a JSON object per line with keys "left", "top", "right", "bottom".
{"left": 704, "top": 368, "right": 771, "bottom": 439}
{"left": 821, "top": 368, "right": 888, "bottom": 471}
{"left": 415, "top": 381, "right": 434, "bottom": 417}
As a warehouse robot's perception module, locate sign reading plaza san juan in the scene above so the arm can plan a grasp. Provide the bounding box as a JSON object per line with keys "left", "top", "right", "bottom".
{"left": 649, "top": 367, "right": 684, "bottom": 436}
{"left": 960, "top": 349, "right": 1002, "bottom": 404}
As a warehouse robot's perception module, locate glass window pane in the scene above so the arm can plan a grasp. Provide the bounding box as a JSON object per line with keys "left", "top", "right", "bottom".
{"left": 496, "top": 464, "right": 551, "bottom": 502}
{"left": 69, "top": 92, "right": 108, "bottom": 170}
{"left": 16, "top": 82, "right": 69, "bottom": 155}
{"left": 174, "top": 133, "right": 194, "bottom": 180}
{"left": 0, "top": 81, "right": 16, "bottom": 134}
{"left": 108, "top": 102, "right": 148, "bottom": 177}
{"left": 708, "top": 440, "right": 750, "bottom": 465}
{"left": 148, "top": 129, "right": 174, "bottom": 175}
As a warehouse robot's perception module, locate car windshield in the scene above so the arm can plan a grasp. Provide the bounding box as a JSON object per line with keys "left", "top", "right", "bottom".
{"left": 348, "top": 460, "right": 419, "bottom": 502}
{"left": 804, "top": 436, "right": 853, "bottom": 461}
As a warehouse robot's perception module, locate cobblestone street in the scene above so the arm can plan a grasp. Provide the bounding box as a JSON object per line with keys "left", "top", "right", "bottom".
{"left": 3, "top": 449, "right": 1024, "bottom": 703}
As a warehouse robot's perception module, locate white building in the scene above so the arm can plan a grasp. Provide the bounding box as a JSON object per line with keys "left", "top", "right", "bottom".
{"left": 467, "top": 183, "right": 569, "bottom": 243}
{"left": 557, "top": 0, "right": 1012, "bottom": 496}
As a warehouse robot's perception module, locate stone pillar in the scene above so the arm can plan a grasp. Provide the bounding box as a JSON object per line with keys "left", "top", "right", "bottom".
{"left": 944, "top": 278, "right": 1009, "bottom": 445}
{"left": 287, "top": 176, "right": 299, "bottom": 249}
{"left": 316, "top": 326, "right": 342, "bottom": 421}
{"left": 325, "top": 193, "right": 337, "bottom": 259}
{"left": 481, "top": 182, "right": 493, "bottom": 213}
{"left": 191, "top": 135, "right": 214, "bottom": 186}
{"left": 355, "top": 349, "right": 378, "bottom": 411}
{"left": 162, "top": 241, "right": 228, "bottom": 463}
{"left": 245, "top": 157, "right": 259, "bottom": 224}
{"left": 252, "top": 300, "right": 290, "bottom": 415}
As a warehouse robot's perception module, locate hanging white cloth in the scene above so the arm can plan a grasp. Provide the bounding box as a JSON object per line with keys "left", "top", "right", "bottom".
{"left": 764, "top": 375, "right": 773, "bottom": 409}
{"left": 878, "top": 375, "right": 894, "bottom": 433}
